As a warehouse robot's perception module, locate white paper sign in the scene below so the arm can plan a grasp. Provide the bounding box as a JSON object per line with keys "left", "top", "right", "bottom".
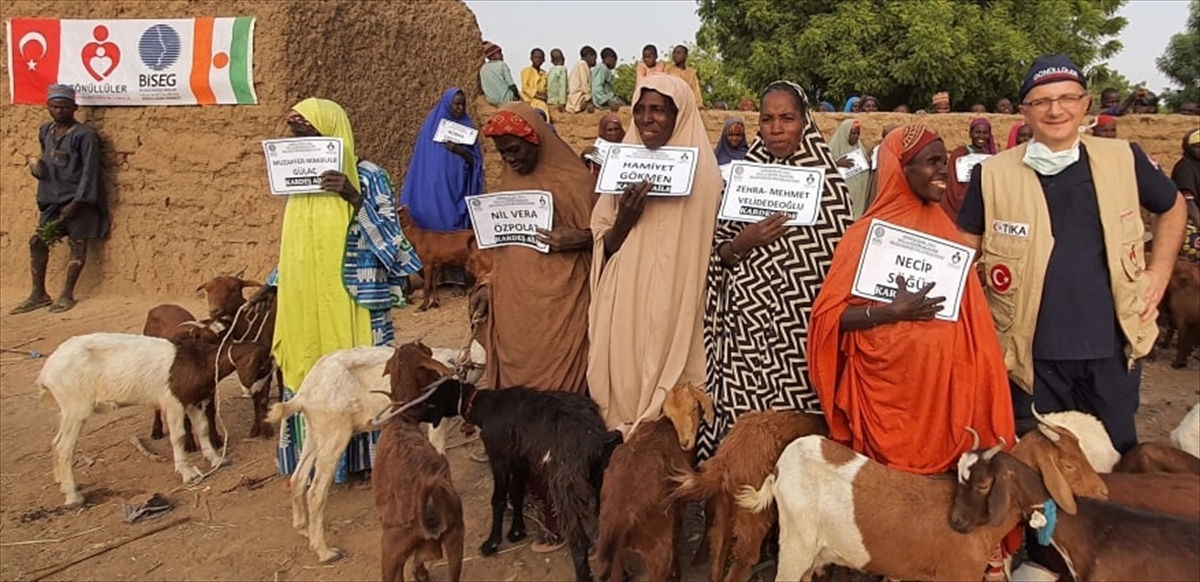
{"left": 433, "top": 119, "right": 479, "bottom": 145}
{"left": 586, "top": 138, "right": 616, "bottom": 166}
{"left": 596, "top": 145, "right": 699, "bottom": 196}
{"left": 955, "top": 153, "right": 991, "bottom": 183}
{"left": 850, "top": 219, "right": 974, "bottom": 322}
{"left": 262, "top": 137, "right": 344, "bottom": 196}
{"left": 718, "top": 161, "right": 826, "bottom": 226}
{"left": 465, "top": 190, "right": 554, "bottom": 253}
{"left": 837, "top": 149, "right": 870, "bottom": 180}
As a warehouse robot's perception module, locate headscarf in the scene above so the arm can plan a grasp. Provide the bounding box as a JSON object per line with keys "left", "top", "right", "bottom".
{"left": 399, "top": 88, "right": 484, "bottom": 231}
{"left": 829, "top": 119, "right": 871, "bottom": 218}
{"left": 737, "top": 98, "right": 757, "bottom": 112}
{"left": 483, "top": 109, "right": 541, "bottom": 145}
{"left": 291, "top": 98, "right": 361, "bottom": 194}
{"left": 808, "top": 124, "right": 1015, "bottom": 475}
{"left": 820, "top": 101, "right": 835, "bottom": 112}
{"left": 843, "top": 96, "right": 861, "bottom": 112}
{"left": 713, "top": 117, "right": 749, "bottom": 165}
{"left": 478, "top": 101, "right": 596, "bottom": 392}
{"left": 1006, "top": 122, "right": 1027, "bottom": 149}
{"left": 482, "top": 40, "right": 502, "bottom": 60}
{"left": 931, "top": 91, "right": 951, "bottom": 109}
{"left": 859, "top": 95, "right": 880, "bottom": 111}
{"left": 588, "top": 74, "right": 723, "bottom": 433}
{"left": 596, "top": 113, "right": 624, "bottom": 140}
{"left": 1173, "top": 129, "right": 1200, "bottom": 198}
{"left": 968, "top": 117, "right": 997, "bottom": 155}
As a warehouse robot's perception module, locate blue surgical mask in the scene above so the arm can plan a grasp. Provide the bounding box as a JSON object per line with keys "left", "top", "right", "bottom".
{"left": 1023, "top": 138, "right": 1080, "bottom": 176}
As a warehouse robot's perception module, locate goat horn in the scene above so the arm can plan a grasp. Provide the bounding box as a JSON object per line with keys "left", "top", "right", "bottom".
{"left": 982, "top": 437, "right": 1006, "bottom": 461}
{"left": 1030, "top": 404, "right": 1059, "bottom": 429}
{"left": 176, "top": 321, "right": 206, "bottom": 329}
{"left": 966, "top": 426, "right": 981, "bottom": 450}
{"left": 233, "top": 266, "right": 247, "bottom": 279}
{"left": 1037, "top": 422, "right": 1061, "bottom": 442}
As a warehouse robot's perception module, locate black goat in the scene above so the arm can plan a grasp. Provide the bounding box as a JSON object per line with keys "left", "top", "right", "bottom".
{"left": 415, "top": 379, "right": 623, "bottom": 582}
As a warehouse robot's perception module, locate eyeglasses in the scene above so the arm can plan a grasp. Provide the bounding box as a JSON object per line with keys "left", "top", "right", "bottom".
{"left": 1021, "top": 93, "right": 1089, "bottom": 112}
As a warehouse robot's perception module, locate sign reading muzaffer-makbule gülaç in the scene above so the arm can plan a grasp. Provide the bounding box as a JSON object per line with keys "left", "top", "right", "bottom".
{"left": 262, "top": 137, "right": 344, "bottom": 195}
{"left": 596, "top": 145, "right": 699, "bottom": 196}
{"left": 719, "top": 161, "right": 826, "bottom": 226}
{"left": 851, "top": 219, "right": 974, "bottom": 322}
{"left": 7, "top": 17, "right": 256, "bottom": 105}
{"left": 466, "top": 191, "right": 554, "bottom": 253}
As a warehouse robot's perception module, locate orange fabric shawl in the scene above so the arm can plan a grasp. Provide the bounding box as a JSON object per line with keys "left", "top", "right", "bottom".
{"left": 808, "top": 125, "right": 1015, "bottom": 475}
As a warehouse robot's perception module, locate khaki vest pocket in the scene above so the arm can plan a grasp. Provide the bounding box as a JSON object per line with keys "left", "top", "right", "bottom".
{"left": 981, "top": 236, "right": 1027, "bottom": 332}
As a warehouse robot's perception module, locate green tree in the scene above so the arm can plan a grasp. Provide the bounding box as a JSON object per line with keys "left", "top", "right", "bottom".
{"left": 1157, "top": 0, "right": 1200, "bottom": 108}
{"left": 613, "top": 61, "right": 638, "bottom": 103}
{"left": 697, "top": 0, "right": 1127, "bottom": 110}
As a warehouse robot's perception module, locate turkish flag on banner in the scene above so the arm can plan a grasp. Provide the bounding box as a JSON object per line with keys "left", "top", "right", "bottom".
{"left": 7, "top": 19, "right": 62, "bottom": 104}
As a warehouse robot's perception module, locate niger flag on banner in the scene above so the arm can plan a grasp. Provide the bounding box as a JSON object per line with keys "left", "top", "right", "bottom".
{"left": 6, "top": 17, "right": 256, "bottom": 106}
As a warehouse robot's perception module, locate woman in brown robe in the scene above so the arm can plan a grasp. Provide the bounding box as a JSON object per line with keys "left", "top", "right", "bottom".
{"left": 474, "top": 101, "right": 596, "bottom": 394}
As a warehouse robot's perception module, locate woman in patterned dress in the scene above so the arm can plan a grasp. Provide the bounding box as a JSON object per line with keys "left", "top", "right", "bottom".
{"left": 698, "top": 81, "right": 854, "bottom": 460}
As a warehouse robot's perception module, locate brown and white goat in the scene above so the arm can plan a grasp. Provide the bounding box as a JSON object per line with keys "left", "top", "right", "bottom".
{"left": 736, "top": 435, "right": 1014, "bottom": 581}
{"left": 374, "top": 342, "right": 464, "bottom": 582}
{"left": 397, "top": 205, "right": 476, "bottom": 311}
{"left": 595, "top": 385, "right": 713, "bottom": 582}
{"left": 38, "top": 333, "right": 272, "bottom": 507}
{"left": 267, "top": 342, "right": 471, "bottom": 563}
{"left": 952, "top": 447, "right": 1200, "bottom": 581}
{"left": 670, "top": 410, "right": 828, "bottom": 582}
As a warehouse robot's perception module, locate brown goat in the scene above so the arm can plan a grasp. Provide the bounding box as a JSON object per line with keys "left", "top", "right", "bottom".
{"left": 398, "top": 205, "right": 476, "bottom": 311}
{"left": 1162, "top": 259, "right": 1200, "bottom": 368}
{"left": 143, "top": 304, "right": 220, "bottom": 452}
{"left": 1114, "top": 441, "right": 1200, "bottom": 475}
{"left": 671, "top": 410, "right": 827, "bottom": 582}
{"left": 1015, "top": 420, "right": 1200, "bottom": 521}
{"left": 952, "top": 449, "right": 1200, "bottom": 581}
{"left": 375, "top": 342, "right": 464, "bottom": 582}
{"left": 596, "top": 387, "right": 712, "bottom": 582}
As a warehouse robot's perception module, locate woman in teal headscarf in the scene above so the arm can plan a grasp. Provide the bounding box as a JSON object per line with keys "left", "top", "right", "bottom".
{"left": 271, "top": 98, "right": 422, "bottom": 483}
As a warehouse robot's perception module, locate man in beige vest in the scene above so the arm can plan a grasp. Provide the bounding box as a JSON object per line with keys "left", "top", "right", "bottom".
{"left": 956, "top": 55, "right": 1186, "bottom": 453}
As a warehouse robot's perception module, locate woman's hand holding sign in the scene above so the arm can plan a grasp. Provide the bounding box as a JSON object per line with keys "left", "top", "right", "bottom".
{"left": 603, "top": 180, "right": 654, "bottom": 258}
{"left": 884, "top": 275, "right": 945, "bottom": 321}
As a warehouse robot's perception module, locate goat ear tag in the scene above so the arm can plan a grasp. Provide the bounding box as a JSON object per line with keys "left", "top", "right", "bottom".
{"left": 1029, "top": 510, "right": 1047, "bottom": 529}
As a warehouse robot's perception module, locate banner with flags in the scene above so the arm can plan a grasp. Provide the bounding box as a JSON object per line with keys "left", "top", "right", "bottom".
{"left": 7, "top": 17, "right": 256, "bottom": 106}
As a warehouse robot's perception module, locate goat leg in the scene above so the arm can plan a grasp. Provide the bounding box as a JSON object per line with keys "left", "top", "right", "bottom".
{"left": 480, "top": 459, "right": 509, "bottom": 556}
{"left": 150, "top": 409, "right": 165, "bottom": 440}
{"left": 1174, "top": 322, "right": 1197, "bottom": 369}
{"left": 506, "top": 466, "right": 529, "bottom": 543}
{"left": 567, "top": 528, "right": 594, "bottom": 582}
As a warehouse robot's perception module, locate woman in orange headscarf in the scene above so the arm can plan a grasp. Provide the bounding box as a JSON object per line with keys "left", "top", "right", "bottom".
{"left": 809, "top": 124, "right": 1017, "bottom": 577}
{"left": 809, "top": 124, "right": 1014, "bottom": 474}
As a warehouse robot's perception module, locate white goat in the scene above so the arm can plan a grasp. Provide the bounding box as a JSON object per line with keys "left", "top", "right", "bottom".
{"left": 265, "top": 341, "right": 483, "bottom": 563}
{"left": 736, "top": 435, "right": 1014, "bottom": 581}
{"left": 1036, "top": 411, "right": 1121, "bottom": 472}
{"left": 1172, "top": 404, "right": 1200, "bottom": 458}
{"left": 39, "top": 333, "right": 271, "bottom": 506}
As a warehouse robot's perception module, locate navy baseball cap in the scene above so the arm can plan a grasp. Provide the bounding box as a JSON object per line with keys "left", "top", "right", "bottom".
{"left": 1020, "top": 55, "right": 1086, "bottom": 103}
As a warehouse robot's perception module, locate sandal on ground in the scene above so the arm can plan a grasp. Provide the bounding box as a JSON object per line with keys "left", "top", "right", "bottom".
{"left": 9, "top": 296, "right": 52, "bottom": 315}
{"left": 48, "top": 296, "right": 76, "bottom": 313}
{"left": 530, "top": 532, "right": 566, "bottom": 554}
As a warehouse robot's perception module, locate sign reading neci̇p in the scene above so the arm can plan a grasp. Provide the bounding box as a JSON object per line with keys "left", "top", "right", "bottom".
{"left": 7, "top": 17, "right": 257, "bottom": 106}
{"left": 596, "top": 144, "right": 699, "bottom": 196}
{"left": 262, "top": 137, "right": 344, "bottom": 196}
{"left": 466, "top": 191, "right": 554, "bottom": 253}
{"left": 718, "top": 161, "right": 826, "bottom": 226}
{"left": 850, "top": 219, "right": 974, "bottom": 322}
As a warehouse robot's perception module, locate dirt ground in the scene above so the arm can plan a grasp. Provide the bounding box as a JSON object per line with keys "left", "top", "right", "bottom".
{"left": 0, "top": 290, "right": 1197, "bottom": 582}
